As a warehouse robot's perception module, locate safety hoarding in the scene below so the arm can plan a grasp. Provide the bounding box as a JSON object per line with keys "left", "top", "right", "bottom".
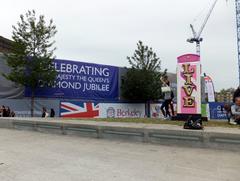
{"left": 60, "top": 101, "right": 146, "bottom": 118}
{"left": 208, "top": 102, "right": 228, "bottom": 120}
{"left": 150, "top": 103, "right": 177, "bottom": 118}
{"left": 25, "top": 59, "right": 119, "bottom": 100}
{"left": 150, "top": 103, "right": 208, "bottom": 119}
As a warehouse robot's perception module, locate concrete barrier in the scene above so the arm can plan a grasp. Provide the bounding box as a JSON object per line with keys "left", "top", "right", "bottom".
{"left": 0, "top": 117, "right": 240, "bottom": 151}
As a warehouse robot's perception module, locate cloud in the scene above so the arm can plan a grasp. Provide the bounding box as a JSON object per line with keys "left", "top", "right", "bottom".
{"left": 0, "top": 0, "right": 238, "bottom": 91}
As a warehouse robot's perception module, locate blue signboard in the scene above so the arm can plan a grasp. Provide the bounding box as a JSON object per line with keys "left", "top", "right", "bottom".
{"left": 25, "top": 59, "right": 119, "bottom": 100}
{"left": 209, "top": 102, "right": 228, "bottom": 120}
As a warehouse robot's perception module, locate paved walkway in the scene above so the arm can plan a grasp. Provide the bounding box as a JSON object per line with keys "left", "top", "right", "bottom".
{"left": 0, "top": 129, "right": 239, "bottom": 181}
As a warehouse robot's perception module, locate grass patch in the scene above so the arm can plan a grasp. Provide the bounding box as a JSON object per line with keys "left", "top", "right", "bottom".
{"left": 95, "top": 118, "right": 184, "bottom": 126}
{"left": 202, "top": 121, "right": 239, "bottom": 128}
{"left": 72, "top": 118, "right": 240, "bottom": 128}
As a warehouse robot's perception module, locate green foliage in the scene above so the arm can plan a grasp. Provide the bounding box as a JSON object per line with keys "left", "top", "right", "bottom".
{"left": 219, "top": 88, "right": 235, "bottom": 94}
{"left": 3, "top": 10, "right": 57, "bottom": 90}
{"left": 127, "top": 41, "right": 161, "bottom": 71}
{"left": 122, "top": 41, "right": 167, "bottom": 101}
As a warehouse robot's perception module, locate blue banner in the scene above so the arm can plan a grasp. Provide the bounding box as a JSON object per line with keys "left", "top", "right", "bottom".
{"left": 25, "top": 59, "right": 119, "bottom": 100}
{"left": 209, "top": 102, "right": 228, "bottom": 120}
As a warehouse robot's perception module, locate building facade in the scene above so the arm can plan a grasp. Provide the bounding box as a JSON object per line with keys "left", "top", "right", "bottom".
{"left": 0, "top": 36, "right": 13, "bottom": 53}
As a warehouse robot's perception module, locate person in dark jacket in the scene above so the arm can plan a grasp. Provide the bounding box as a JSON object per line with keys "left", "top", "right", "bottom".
{"left": 2, "top": 106, "right": 7, "bottom": 117}
{"left": 230, "top": 97, "right": 240, "bottom": 125}
{"left": 50, "top": 108, "right": 55, "bottom": 118}
{"left": 6, "top": 107, "right": 11, "bottom": 117}
{"left": 169, "top": 98, "right": 175, "bottom": 117}
{"left": 41, "top": 107, "right": 48, "bottom": 118}
{"left": 233, "top": 86, "right": 240, "bottom": 103}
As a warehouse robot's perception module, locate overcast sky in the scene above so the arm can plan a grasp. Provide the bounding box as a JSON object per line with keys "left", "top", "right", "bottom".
{"left": 0, "top": 0, "right": 238, "bottom": 91}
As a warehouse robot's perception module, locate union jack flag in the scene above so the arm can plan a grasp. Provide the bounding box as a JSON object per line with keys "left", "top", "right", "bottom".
{"left": 60, "top": 101, "right": 100, "bottom": 118}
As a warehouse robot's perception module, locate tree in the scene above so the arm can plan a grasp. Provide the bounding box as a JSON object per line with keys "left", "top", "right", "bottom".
{"left": 127, "top": 41, "right": 161, "bottom": 71}
{"left": 3, "top": 10, "right": 57, "bottom": 117}
{"left": 122, "top": 41, "right": 167, "bottom": 101}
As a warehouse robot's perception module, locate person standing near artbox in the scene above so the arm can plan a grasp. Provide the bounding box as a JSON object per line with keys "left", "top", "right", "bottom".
{"left": 160, "top": 77, "right": 174, "bottom": 119}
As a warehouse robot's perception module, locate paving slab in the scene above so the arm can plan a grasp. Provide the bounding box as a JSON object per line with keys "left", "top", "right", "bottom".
{"left": 0, "top": 128, "right": 239, "bottom": 181}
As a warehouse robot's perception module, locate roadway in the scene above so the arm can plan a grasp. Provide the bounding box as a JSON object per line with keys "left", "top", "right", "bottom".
{"left": 0, "top": 129, "right": 239, "bottom": 181}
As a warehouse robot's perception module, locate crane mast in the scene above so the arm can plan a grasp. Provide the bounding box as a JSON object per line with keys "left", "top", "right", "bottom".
{"left": 187, "top": 0, "right": 240, "bottom": 85}
{"left": 197, "top": 0, "right": 218, "bottom": 40}
{"left": 187, "top": 0, "right": 218, "bottom": 56}
{"left": 235, "top": 0, "right": 240, "bottom": 84}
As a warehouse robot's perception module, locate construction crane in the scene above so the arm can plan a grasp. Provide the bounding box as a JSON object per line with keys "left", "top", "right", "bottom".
{"left": 187, "top": 0, "right": 240, "bottom": 84}
{"left": 235, "top": 0, "right": 240, "bottom": 84}
{"left": 187, "top": 0, "right": 218, "bottom": 56}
